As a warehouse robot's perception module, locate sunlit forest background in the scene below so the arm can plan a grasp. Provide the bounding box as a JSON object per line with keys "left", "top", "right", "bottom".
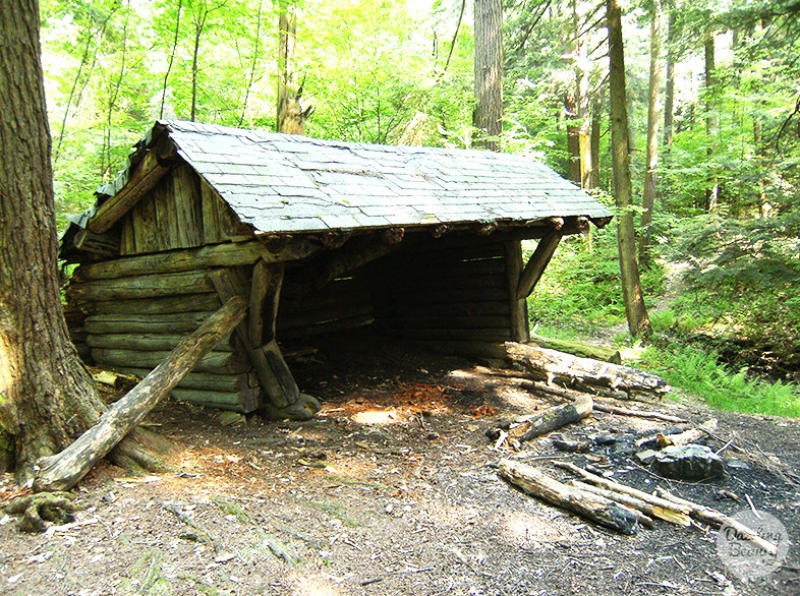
{"left": 42, "top": 0, "right": 800, "bottom": 416}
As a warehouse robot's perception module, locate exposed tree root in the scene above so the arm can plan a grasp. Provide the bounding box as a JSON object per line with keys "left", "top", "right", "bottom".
{"left": 4, "top": 491, "right": 77, "bottom": 533}
{"left": 109, "top": 427, "right": 179, "bottom": 475}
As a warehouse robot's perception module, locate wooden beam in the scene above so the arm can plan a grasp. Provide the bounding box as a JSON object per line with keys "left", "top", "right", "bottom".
{"left": 516, "top": 232, "right": 562, "bottom": 300}
{"left": 209, "top": 268, "right": 299, "bottom": 408}
{"left": 505, "top": 240, "right": 530, "bottom": 343}
{"left": 249, "top": 260, "right": 284, "bottom": 346}
{"left": 88, "top": 148, "right": 174, "bottom": 234}
{"left": 67, "top": 270, "right": 214, "bottom": 303}
{"left": 71, "top": 240, "right": 309, "bottom": 283}
{"left": 72, "top": 229, "right": 120, "bottom": 260}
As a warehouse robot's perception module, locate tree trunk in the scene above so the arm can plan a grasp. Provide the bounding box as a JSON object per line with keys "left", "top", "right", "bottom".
{"left": 473, "top": 0, "right": 503, "bottom": 151}
{"left": 276, "top": 3, "right": 311, "bottom": 134}
{"left": 606, "top": 0, "right": 652, "bottom": 337}
{"left": 590, "top": 95, "right": 602, "bottom": 189}
{"left": 638, "top": 3, "right": 662, "bottom": 264}
{"left": 0, "top": 0, "right": 106, "bottom": 477}
{"left": 573, "top": 0, "right": 593, "bottom": 189}
{"left": 662, "top": 13, "right": 675, "bottom": 150}
{"left": 704, "top": 30, "right": 719, "bottom": 211}
{"left": 32, "top": 297, "right": 247, "bottom": 492}
{"left": 565, "top": 91, "right": 582, "bottom": 184}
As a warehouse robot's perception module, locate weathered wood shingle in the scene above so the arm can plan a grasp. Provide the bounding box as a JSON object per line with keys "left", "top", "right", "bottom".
{"left": 99, "top": 120, "right": 612, "bottom": 235}
{"left": 168, "top": 121, "right": 610, "bottom": 233}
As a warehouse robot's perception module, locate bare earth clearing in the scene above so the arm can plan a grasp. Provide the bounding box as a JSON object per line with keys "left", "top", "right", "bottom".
{"left": 2, "top": 333, "right": 799, "bottom": 596}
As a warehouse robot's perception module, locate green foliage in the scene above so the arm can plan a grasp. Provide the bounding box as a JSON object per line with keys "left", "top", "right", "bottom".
{"left": 656, "top": 212, "right": 800, "bottom": 357}
{"left": 526, "top": 214, "right": 666, "bottom": 334}
{"left": 640, "top": 342, "right": 800, "bottom": 417}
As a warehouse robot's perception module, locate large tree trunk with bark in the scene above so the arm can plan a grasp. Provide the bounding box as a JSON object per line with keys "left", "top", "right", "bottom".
{"left": 473, "top": 0, "right": 503, "bottom": 151}
{"left": 606, "top": 0, "right": 652, "bottom": 337}
{"left": 0, "top": 0, "right": 106, "bottom": 477}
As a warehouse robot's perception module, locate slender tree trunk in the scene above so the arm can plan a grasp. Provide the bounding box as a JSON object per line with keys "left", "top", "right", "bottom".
{"left": 160, "top": 0, "right": 183, "bottom": 119}
{"left": 573, "top": 0, "right": 593, "bottom": 189}
{"left": 565, "top": 91, "right": 581, "bottom": 183}
{"left": 606, "top": 0, "right": 651, "bottom": 337}
{"left": 0, "top": 0, "right": 106, "bottom": 476}
{"left": 590, "top": 95, "right": 602, "bottom": 189}
{"left": 239, "top": 0, "right": 264, "bottom": 127}
{"left": 190, "top": 11, "right": 207, "bottom": 123}
{"left": 704, "top": 30, "right": 719, "bottom": 211}
{"left": 473, "top": 0, "right": 503, "bottom": 151}
{"left": 638, "top": 3, "right": 662, "bottom": 263}
{"left": 662, "top": 13, "right": 675, "bottom": 151}
{"left": 277, "top": 2, "right": 310, "bottom": 134}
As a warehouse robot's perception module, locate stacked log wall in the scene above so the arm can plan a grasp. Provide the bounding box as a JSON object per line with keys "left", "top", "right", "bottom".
{"left": 277, "top": 274, "right": 374, "bottom": 339}
{"left": 66, "top": 262, "right": 260, "bottom": 413}
{"left": 371, "top": 235, "right": 529, "bottom": 358}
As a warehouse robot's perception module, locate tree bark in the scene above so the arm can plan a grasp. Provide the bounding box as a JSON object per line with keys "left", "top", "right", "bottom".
{"left": 606, "top": 0, "right": 652, "bottom": 337}
{"left": 662, "top": 13, "right": 675, "bottom": 150}
{"left": 32, "top": 297, "right": 247, "bottom": 492}
{"left": 506, "top": 342, "right": 670, "bottom": 400}
{"left": 473, "top": 0, "right": 503, "bottom": 151}
{"left": 0, "top": 0, "right": 106, "bottom": 477}
{"left": 499, "top": 459, "right": 639, "bottom": 535}
{"left": 703, "top": 30, "right": 719, "bottom": 211}
{"left": 638, "top": 3, "right": 662, "bottom": 264}
{"left": 573, "top": 0, "right": 593, "bottom": 189}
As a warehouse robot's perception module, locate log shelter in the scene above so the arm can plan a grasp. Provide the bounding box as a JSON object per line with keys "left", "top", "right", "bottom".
{"left": 60, "top": 120, "right": 612, "bottom": 418}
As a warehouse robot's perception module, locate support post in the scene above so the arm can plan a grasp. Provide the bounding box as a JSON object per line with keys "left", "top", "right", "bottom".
{"left": 505, "top": 240, "right": 530, "bottom": 343}
{"left": 516, "top": 232, "right": 562, "bottom": 299}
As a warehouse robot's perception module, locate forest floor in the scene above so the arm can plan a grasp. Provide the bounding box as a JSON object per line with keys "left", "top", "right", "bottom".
{"left": 1, "top": 331, "right": 799, "bottom": 596}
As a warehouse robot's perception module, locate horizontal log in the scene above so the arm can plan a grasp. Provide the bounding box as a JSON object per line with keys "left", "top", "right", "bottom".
{"left": 171, "top": 388, "right": 259, "bottom": 413}
{"left": 418, "top": 339, "right": 507, "bottom": 359}
{"left": 386, "top": 272, "right": 506, "bottom": 292}
{"left": 278, "top": 307, "right": 374, "bottom": 332}
{"left": 92, "top": 347, "right": 248, "bottom": 374}
{"left": 391, "top": 301, "right": 510, "bottom": 318}
{"left": 390, "top": 326, "right": 511, "bottom": 344}
{"left": 86, "top": 333, "right": 234, "bottom": 352}
{"left": 506, "top": 342, "right": 670, "bottom": 401}
{"left": 88, "top": 293, "right": 222, "bottom": 316}
{"left": 389, "top": 314, "right": 511, "bottom": 330}
{"left": 386, "top": 287, "right": 509, "bottom": 305}
{"left": 110, "top": 367, "right": 252, "bottom": 393}
{"left": 389, "top": 257, "right": 505, "bottom": 278}
{"left": 498, "top": 459, "right": 639, "bottom": 535}
{"left": 68, "top": 270, "right": 213, "bottom": 303}
{"left": 71, "top": 240, "right": 314, "bottom": 283}
{"left": 84, "top": 312, "right": 217, "bottom": 335}
{"left": 279, "top": 314, "right": 375, "bottom": 339}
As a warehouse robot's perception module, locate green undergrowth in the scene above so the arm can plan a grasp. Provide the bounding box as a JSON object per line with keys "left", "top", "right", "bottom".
{"left": 527, "top": 216, "right": 800, "bottom": 418}
{"left": 639, "top": 341, "right": 800, "bottom": 418}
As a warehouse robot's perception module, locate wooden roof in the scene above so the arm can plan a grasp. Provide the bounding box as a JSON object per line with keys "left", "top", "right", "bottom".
{"left": 93, "top": 120, "right": 612, "bottom": 236}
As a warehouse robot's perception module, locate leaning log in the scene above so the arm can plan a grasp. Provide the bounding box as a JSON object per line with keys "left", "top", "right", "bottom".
{"left": 506, "top": 342, "right": 669, "bottom": 401}
{"left": 32, "top": 297, "right": 247, "bottom": 493}
{"left": 498, "top": 459, "right": 639, "bottom": 535}
{"left": 487, "top": 394, "right": 593, "bottom": 445}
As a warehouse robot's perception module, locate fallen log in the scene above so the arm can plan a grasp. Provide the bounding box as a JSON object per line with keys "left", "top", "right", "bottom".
{"left": 528, "top": 334, "right": 622, "bottom": 364}
{"left": 655, "top": 489, "right": 778, "bottom": 556}
{"left": 506, "top": 342, "right": 670, "bottom": 401}
{"left": 518, "top": 380, "right": 687, "bottom": 423}
{"left": 569, "top": 480, "right": 690, "bottom": 527}
{"left": 32, "top": 297, "right": 247, "bottom": 493}
{"left": 487, "top": 394, "right": 593, "bottom": 446}
{"left": 657, "top": 419, "right": 718, "bottom": 448}
{"left": 554, "top": 462, "right": 694, "bottom": 515}
{"left": 498, "top": 459, "right": 639, "bottom": 535}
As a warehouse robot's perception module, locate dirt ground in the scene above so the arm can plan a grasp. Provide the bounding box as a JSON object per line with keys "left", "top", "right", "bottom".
{"left": 1, "top": 331, "right": 799, "bottom": 596}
